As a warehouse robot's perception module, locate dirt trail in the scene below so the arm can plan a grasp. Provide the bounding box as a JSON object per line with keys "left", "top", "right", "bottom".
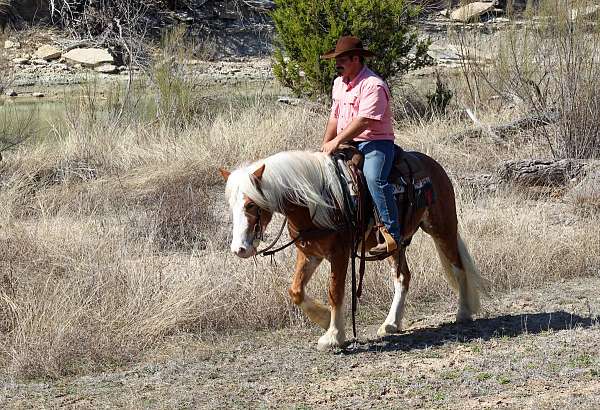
{"left": 2, "top": 277, "right": 599, "bottom": 409}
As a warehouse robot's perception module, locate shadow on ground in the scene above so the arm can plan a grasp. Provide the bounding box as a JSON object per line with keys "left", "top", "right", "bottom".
{"left": 343, "top": 311, "right": 599, "bottom": 354}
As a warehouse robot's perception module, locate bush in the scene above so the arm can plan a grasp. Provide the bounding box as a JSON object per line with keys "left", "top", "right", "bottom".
{"left": 271, "top": 0, "right": 431, "bottom": 97}
{"left": 455, "top": 0, "right": 600, "bottom": 159}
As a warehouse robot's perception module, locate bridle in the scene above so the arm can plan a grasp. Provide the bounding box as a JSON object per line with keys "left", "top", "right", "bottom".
{"left": 243, "top": 200, "right": 337, "bottom": 258}
{"left": 243, "top": 201, "right": 266, "bottom": 247}
{"left": 244, "top": 200, "right": 289, "bottom": 256}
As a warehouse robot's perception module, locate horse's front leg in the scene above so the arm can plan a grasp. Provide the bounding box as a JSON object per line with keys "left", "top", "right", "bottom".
{"left": 378, "top": 248, "right": 410, "bottom": 336}
{"left": 288, "top": 250, "right": 329, "bottom": 329}
{"left": 317, "top": 247, "right": 349, "bottom": 351}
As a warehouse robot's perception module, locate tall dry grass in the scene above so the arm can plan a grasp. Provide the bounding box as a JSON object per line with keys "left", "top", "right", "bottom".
{"left": 2, "top": 91, "right": 598, "bottom": 379}
{"left": 452, "top": 0, "right": 600, "bottom": 159}
{"left": 1, "top": 29, "right": 600, "bottom": 379}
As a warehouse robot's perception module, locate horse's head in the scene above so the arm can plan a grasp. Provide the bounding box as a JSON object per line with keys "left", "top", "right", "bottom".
{"left": 220, "top": 164, "right": 273, "bottom": 258}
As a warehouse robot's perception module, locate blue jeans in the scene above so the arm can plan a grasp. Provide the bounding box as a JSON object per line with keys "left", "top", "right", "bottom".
{"left": 356, "top": 140, "right": 401, "bottom": 243}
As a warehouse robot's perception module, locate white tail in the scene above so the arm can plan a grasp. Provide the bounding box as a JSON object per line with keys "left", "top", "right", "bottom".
{"left": 435, "top": 234, "right": 489, "bottom": 314}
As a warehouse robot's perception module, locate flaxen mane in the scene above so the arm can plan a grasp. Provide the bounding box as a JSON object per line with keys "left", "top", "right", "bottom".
{"left": 225, "top": 151, "right": 346, "bottom": 229}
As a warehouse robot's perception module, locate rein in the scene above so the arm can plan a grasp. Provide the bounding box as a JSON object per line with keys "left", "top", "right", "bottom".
{"left": 254, "top": 216, "right": 343, "bottom": 258}
{"left": 255, "top": 217, "right": 289, "bottom": 256}
{"left": 247, "top": 154, "right": 393, "bottom": 342}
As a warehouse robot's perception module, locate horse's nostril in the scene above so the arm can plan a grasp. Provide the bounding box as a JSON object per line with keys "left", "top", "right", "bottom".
{"left": 234, "top": 246, "right": 247, "bottom": 255}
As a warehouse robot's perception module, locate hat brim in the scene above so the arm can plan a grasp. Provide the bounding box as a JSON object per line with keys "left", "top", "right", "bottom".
{"left": 320, "top": 47, "right": 376, "bottom": 60}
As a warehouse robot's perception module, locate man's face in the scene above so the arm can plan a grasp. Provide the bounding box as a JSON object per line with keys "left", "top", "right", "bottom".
{"left": 335, "top": 54, "right": 361, "bottom": 79}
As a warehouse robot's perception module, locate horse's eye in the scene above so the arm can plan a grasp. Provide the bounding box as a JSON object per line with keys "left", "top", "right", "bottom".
{"left": 245, "top": 203, "right": 256, "bottom": 211}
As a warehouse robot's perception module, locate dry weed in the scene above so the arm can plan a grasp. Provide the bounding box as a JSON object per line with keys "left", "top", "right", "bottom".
{"left": 1, "top": 78, "right": 598, "bottom": 379}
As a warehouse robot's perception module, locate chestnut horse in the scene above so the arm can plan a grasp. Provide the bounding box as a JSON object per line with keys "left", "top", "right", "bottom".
{"left": 220, "top": 150, "right": 487, "bottom": 351}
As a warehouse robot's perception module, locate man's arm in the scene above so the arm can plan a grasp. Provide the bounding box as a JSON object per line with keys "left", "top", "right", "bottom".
{"left": 322, "top": 116, "right": 338, "bottom": 144}
{"left": 321, "top": 116, "right": 375, "bottom": 154}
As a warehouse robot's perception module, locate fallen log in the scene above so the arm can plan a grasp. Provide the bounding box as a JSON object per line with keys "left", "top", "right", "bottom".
{"left": 497, "top": 159, "right": 587, "bottom": 186}
{"left": 448, "top": 111, "right": 558, "bottom": 142}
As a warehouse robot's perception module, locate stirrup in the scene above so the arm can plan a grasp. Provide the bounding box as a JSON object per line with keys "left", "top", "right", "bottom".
{"left": 380, "top": 227, "right": 398, "bottom": 253}
{"left": 373, "top": 226, "right": 397, "bottom": 253}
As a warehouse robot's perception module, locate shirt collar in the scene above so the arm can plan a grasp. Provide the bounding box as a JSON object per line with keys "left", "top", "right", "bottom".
{"left": 343, "top": 65, "right": 369, "bottom": 90}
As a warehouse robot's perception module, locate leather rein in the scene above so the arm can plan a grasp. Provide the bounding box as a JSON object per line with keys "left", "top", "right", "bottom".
{"left": 245, "top": 157, "right": 394, "bottom": 341}
{"left": 248, "top": 207, "right": 341, "bottom": 258}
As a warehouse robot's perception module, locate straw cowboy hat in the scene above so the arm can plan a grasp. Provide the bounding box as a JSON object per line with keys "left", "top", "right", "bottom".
{"left": 320, "top": 36, "right": 375, "bottom": 60}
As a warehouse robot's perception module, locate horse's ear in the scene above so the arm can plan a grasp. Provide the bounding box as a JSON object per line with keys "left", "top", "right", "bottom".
{"left": 252, "top": 164, "right": 266, "bottom": 180}
{"left": 219, "top": 168, "right": 231, "bottom": 181}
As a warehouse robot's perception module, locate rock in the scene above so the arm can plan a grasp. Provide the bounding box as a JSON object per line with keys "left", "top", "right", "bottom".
{"left": 32, "top": 92, "right": 45, "bottom": 98}
{"left": 244, "top": 0, "right": 275, "bottom": 10}
{"left": 450, "top": 1, "right": 495, "bottom": 22}
{"left": 4, "top": 40, "right": 20, "bottom": 49}
{"left": 278, "top": 96, "right": 295, "bottom": 105}
{"left": 94, "top": 64, "right": 118, "bottom": 74}
{"left": 52, "top": 63, "right": 69, "bottom": 71}
{"left": 117, "top": 66, "right": 128, "bottom": 72}
{"left": 62, "top": 48, "right": 114, "bottom": 67}
{"left": 12, "top": 57, "right": 29, "bottom": 64}
{"left": 34, "top": 45, "right": 62, "bottom": 61}
{"left": 427, "top": 44, "right": 462, "bottom": 62}
{"left": 4, "top": 89, "right": 17, "bottom": 97}
{"left": 32, "top": 59, "right": 48, "bottom": 65}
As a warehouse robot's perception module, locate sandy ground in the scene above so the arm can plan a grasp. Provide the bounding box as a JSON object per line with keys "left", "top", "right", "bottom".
{"left": 1, "top": 276, "right": 599, "bottom": 409}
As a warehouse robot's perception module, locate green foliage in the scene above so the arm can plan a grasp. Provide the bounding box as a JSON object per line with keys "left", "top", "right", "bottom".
{"left": 150, "top": 26, "right": 200, "bottom": 127}
{"left": 271, "top": 0, "right": 431, "bottom": 97}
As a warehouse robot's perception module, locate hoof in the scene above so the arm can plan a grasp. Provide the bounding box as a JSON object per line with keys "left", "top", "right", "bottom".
{"left": 317, "top": 330, "right": 345, "bottom": 351}
{"left": 377, "top": 323, "right": 400, "bottom": 337}
{"left": 456, "top": 311, "right": 473, "bottom": 323}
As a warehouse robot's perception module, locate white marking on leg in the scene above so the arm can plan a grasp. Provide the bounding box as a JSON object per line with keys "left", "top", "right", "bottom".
{"left": 454, "top": 265, "right": 473, "bottom": 322}
{"left": 300, "top": 296, "right": 330, "bottom": 329}
{"left": 317, "top": 303, "right": 345, "bottom": 351}
{"left": 378, "top": 276, "right": 408, "bottom": 336}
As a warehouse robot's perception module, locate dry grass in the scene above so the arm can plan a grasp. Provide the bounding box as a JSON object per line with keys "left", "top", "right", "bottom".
{"left": 1, "top": 71, "right": 599, "bottom": 380}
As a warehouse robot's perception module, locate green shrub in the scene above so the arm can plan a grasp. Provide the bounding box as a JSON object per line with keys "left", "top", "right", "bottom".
{"left": 271, "top": 0, "right": 431, "bottom": 97}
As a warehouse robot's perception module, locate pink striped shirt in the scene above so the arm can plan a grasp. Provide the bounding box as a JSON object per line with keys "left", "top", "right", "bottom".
{"left": 330, "top": 66, "right": 394, "bottom": 142}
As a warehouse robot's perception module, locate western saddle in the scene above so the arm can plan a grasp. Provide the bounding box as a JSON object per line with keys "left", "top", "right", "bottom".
{"left": 332, "top": 143, "right": 435, "bottom": 254}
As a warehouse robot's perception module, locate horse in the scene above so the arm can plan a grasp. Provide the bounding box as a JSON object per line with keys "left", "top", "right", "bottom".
{"left": 219, "top": 149, "right": 488, "bottom": 351}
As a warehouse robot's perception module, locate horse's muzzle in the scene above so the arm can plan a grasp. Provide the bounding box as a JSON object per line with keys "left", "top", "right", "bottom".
{"left": 232, "top": 245, "right": 256, "bottom": 258}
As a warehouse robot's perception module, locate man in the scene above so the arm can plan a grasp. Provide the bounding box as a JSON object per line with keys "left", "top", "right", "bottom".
{"left": 321, "top": 36, "right": 400, "bottom": 255}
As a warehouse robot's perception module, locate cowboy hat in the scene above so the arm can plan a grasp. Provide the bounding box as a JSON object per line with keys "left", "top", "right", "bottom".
{"left": 320, "top": 36, "right": 375, "bottom": 60}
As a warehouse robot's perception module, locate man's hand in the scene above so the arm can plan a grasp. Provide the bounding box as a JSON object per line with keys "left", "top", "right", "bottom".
{"left": 321, "top": 137, "right": 341, "bottom": 155}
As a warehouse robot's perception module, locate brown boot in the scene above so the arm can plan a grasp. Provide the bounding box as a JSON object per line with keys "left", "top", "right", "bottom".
{"left": 368, "top": 242, "right": 390, "bottom": 255}
{"left": 369, "top": 229, "right": 398, "bottom": 255}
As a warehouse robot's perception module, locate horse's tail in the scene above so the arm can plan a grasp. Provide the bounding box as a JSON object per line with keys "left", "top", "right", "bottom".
{"left": 434, "top": 233, "right": 489, "bottom": 314}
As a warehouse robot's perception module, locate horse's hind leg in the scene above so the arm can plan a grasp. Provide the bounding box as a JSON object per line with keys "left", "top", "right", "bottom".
{"left": 377, "top": 248, "right": 410, "bottom": 337}
{"left": 431, "top": 232, "right": 484, "bottom": 323}
{"left": 288, "top": 250, "right": 329, "bottom": 329}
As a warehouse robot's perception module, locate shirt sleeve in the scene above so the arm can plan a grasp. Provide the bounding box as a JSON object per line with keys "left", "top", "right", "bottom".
{"left": 330, "top": 81, "right": 340, "bottom": 119}
{"left": 330, "top": 99, "right": 339, "bottom": 119}
{"left": 358, "top": 82, "right": 389, "bottom": 120}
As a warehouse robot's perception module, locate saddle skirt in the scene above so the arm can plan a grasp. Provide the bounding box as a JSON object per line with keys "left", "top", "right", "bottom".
{"left": 333, "top": 144, "right": 435, "bottom": 220}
